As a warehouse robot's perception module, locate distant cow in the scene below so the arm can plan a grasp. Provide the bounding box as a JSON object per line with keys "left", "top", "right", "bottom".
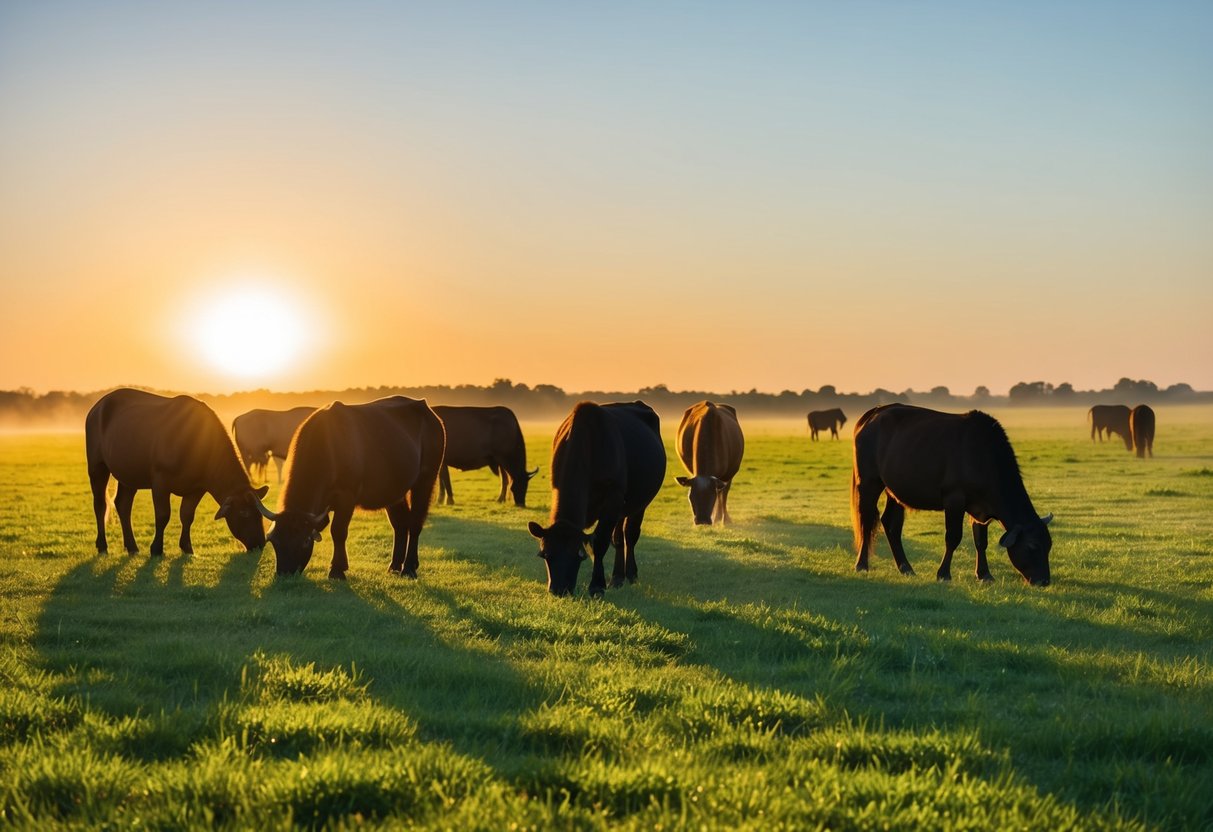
{"left": 232, "top": 406, "right": 317, "bottom": 482}
{"left": 852, "top": 404, "right": 1053, "bottom": 585}
{"left": 1088, "top": 404, "right": 1132, "bottom": 451}
{"left": 1130, "top": 405, "right": 1156, "bottom": 459}
{"left": 432, "top": 405, "right": 537, "bottom": 507}
{"left": 85, "top": 388, "right": 269, "bottom": 556}
{"left": 528, "top": 401, "right": 666, "bottom": 597}
{"left": 808, "top": 408, "right": 847, "bottom": 440}
{"left": 256, "top": 397, "right": 445, "bottom": 579}
{"left": 676, "top": 401, "right": 744, "bottom": 525}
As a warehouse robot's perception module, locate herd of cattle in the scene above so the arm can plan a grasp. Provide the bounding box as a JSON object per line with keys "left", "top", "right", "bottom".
{"left": 83, "top": 390, "right": 1154, "bottom": 594}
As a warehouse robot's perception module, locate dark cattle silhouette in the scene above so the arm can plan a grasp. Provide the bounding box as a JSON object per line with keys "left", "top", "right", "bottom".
{"left": 1130, "top": 405, "right": 1156, "bottom": 459}
{"left": 851, "top": 404, "right": 1053, "bottom": 585}
{"left": 528, "top": 401, "right": 665, "bottom": 597}
{"left": 256, "top": 397, "right": 444, "bottom": 579}
{"left": 432, "top": 405, "right": 537, "bottom": 507}
{"left": 232, "top": 406, "right": 316, "bottom": 482}
{"left": 85, "top": 388, "right": 268, "bottom": 556}
{"left": 675, "top": 401, "right": 744, "bottom": 525}
{"left": 1088, "top": 404, "right": 1132, "bottom": 451}
{"left": 807, "top": 408, "right": 847, "bottom": 441}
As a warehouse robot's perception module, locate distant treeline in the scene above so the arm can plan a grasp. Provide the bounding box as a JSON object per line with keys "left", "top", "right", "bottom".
{"left": 2, "top": 377, "right": 1208, "bottom": 430}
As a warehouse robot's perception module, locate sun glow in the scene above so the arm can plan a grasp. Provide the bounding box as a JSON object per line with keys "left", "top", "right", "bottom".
{"left": 189, "top": 280, "right": 312, "bottom": 380}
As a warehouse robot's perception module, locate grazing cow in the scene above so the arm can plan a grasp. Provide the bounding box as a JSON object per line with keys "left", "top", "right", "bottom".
{"left": 1130, "top": 405, "right": 1156, "bottom": 459}
{"left": 232, "top": 406, "right": 317, "bottom": 483}
{"left": 528, "top": 401, "right": 665, "bottom": 597}
{"left": 807, "top": 408, "right": 848, "bottom": 441}
{"left": 675, "top": 401, "right": 744, "bottom": 525}
{"left": 256, "top": 397, "right": 445, "bottom": 579}
{"left": 85, "top": 388, "right": 269, "bottom": 556}
{"left": 851, "top": 404, "right": 1053, "bottom": 585}
{"left": 432, "top": 405, "right": 537, "bottom": 507}
{"left": 1088, "top": 404, "right": 1132, "bottom": 451}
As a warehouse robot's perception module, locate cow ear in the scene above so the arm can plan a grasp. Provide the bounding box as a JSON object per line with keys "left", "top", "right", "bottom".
{"left": 214, "top": 496, "right": 234, "bottom": 520}
{"left": 253, "top": 485, "right": 270, "bottom": 500}
{"left": 710, "top": 476, "right": 726, "bottom": 491}
{"left": 527, "top": 468, "right": 539, "bottom": 480}
{"left": 314, "top": 514, "right": 331, "bottom": 533}
{"left": 1040, "top": 513, "right": 1054, "bottom": 526}
{"left": 675, "top": 476, "right": 691, "bottom": 487}
{"left": 528, "top": 521, "right": 546, "bottom": 540}
{"left": 999, "top": 526, "right": 1021, "bottom": 548}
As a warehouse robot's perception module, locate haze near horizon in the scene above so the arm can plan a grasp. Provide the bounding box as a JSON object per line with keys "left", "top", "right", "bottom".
{"left": 2, "top": 2, "right": 1210, "bottom": 397}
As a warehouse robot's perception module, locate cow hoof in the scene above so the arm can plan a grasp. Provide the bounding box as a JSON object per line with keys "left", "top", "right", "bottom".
{"left": 936, "top": 571, "right": 951, "bottom": 582}
{"left": 328, "top": 569, "right": 347, "bottom": 581}
{"left": 898, "top": 565, "right": 916, "bottom": 576}
{"left": 588, "top": 587, "right": 605, "bottom": 599}
{"left": 149, "top": 548, "right": 164, "bottom": 558}
{"left": 977, "top": 574, "right": 994, "bottom": 583}
{"left": 402, "top": 570, "right": 418, "bottom": 580}
{"left": 608, "top": 577, "right": 623, "bottom": 589}
{"left": 854, "top": 563, "right": 868, "bottom": 573}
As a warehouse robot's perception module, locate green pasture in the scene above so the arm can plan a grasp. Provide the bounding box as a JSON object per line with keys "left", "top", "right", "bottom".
{"left": 1, "top": 406, "right": 1210, "bottom": 829}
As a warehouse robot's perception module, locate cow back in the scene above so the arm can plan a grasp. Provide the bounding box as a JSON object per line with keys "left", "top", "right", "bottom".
{"left": 677, "top": 401, "right": 743, "bottom": 481}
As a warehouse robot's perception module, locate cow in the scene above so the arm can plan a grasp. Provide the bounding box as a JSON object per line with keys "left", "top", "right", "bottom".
{"left": 255, "top": 397, "right": 445, "bottom": 579}
{"left": 85, "top": 388, "right": 269, "bottom": 556}
{"left": 432, "top": 405, "right": 537, "bottom": 507}
{"left": 807, "top": 408, "right": 847, "bottom": 441}
{"left": 1130, "top": 404, "right": 1156, "bottom": 459}
{"left": 675, "top": 401, "right": 744, "bottom": 525}
{"left": 232, "top": 406, "right": 317, "bottom": 483}
{"left": 851, "top": 404, "right": 1053, "bottom": 586}
{"left": 527, "top": 401, "right": 665, "bottom": 597}
{"left": 1088, "top": 404, "right": 1132, "bottom": 451}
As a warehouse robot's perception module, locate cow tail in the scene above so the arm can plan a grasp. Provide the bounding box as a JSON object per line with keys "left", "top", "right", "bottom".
{"left": 850, "top": 466, "right": 877, "bottom": 556}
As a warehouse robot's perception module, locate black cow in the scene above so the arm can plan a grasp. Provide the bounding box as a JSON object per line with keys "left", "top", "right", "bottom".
{"left": 232, "top": 406, "right": 316, "bottom": 483}
{"left": 85, "top": 388, "right": 268, "bottom": 556}
{"left": 432, "top": 405, "right": 537, "bottom": 506}
{"left": 1088, "top": 404, "right": 1132, "bottom": 451}
{"left": 851, "top": 404, "right": 1053, "bottom": 585}
{"left": 1130, "top": 405, "right": 1156, "bottom": 459}
{"left": 256, "top": 397, "right": 445, "bottom": 579}
{"left": 807, "top": 408, "right": 847, "bottom": 441}
{"left": 676, "top": 401, "right": 744, "bottom": 525}
{"left": 528, "top": 401, "right": 665, "bottom": 597}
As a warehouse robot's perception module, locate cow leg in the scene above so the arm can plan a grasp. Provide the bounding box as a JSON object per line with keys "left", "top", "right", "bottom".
{"left": 936, "top": 502, "right": 965, "bottom": 581}
{"left": 609, "top": 520, "right": 626, "bottom": 588}
{"left": 89, "top": 464, "right": 111, "bottom": 554}
{"left": 385, "top": 502, "right": 413, "bottom": 577}
{"left": 328, "top": 504, "right": 354, "bottom": 579}
{"left": 436, "top": 465, "right": 453, "bottom": 506}
{"left": 621, "top": 510, "right": 645, "bottom": 584}
{"left": 178, "top": 491, "right": 203, "bottom": 555}
{"left": 273, "top": 456, "right": 285, "bottom": 484}
{"left": 497, "top": 469, "right": 510, "bottom": 503}
{"left": 715, "top": 482, "right": 733, "bottom": 525}
{"left": 972, "top": 521, "right": 993, "bottom": 582}
{"left": 587, "top": 518, "right": 615, "bottom": 597}
{"left": 399, "top": 471, "right": 438, "bottom": 579}
{"left": 880, "top": 499, "right": 915, "bottom": 576}
{"left": 853, "top": 477, "right": 884, "bottom": 572}
{"left": 149, "top": 486, "right": 172, "bottom": 557}
{"left": 114, "top": 482, "right": 139, "bottom": 554}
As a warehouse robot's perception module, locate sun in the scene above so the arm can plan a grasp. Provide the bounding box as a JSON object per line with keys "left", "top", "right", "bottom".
{"left": 189, "top": 280, "right": 310, "bottom": 380}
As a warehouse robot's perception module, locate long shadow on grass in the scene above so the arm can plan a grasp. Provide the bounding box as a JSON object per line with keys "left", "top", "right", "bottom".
{"left": 34, "top": 545, "right": 542, "bottom": 766}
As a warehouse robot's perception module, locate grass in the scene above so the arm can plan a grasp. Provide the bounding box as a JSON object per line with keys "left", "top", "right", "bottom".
{"left": 0, "top": 406, "right": 1211, "bottom": 829}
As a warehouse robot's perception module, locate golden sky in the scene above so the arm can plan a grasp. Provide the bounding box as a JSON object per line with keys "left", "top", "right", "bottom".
{"left": 2, "top": 3, "right": 1210, "bottom": 396}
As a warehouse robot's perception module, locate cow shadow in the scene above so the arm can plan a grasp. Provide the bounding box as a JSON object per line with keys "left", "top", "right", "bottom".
{"left": 34, "top": 545, "right": 541, "bottom": 766}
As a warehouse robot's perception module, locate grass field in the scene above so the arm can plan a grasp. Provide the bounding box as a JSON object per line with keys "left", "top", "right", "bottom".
{"left": 1, "top": 406, "right": 1211, "bottom": 829}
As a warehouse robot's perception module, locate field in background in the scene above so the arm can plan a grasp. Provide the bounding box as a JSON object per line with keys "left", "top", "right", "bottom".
{"left": 1, "top": 407, "right": 1211, "bottom": 829}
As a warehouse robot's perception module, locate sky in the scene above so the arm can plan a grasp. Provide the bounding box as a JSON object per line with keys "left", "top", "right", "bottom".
{"left": 1, "top": 1, "right": 1210, "bottom": 396}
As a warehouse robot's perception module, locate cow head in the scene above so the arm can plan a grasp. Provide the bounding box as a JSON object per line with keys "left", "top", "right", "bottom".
{"left": 510, "top": 468, "right": 540, "bottom": 508}
{"left": 676, "top": 475, "right": 724, "bottom": 525}
{"left": 214, "top": 485, "right": 270, "bottom": 551}
{"left": 528, "top": 519, "right": 589, "bottom": 596}
{"left": 999, "top": 513, "right": 1054, "bottom": 586}
{"left": 257, "top": 502, "right": 330, "bottom": 576}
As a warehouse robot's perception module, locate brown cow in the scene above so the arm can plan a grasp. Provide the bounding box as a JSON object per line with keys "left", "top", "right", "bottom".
{"left": 528, "top": 401, "right": 665, "bottom": 597}
{"left": 432, "top": 405, "right": 537, "bottom": 506}
{"left": 85, "top": 388, "right": 268, "bottom": 556}
{"left": 852, "top": 404, "right": 1053, "bottom": 585}
{"left": 1130, "top": 405, "right": 1155, "bottom": 458}
{"left": 256, "top": 397, "right": 445, "bottom": 579}
{"left": 676, "top": 401, "right": 744, "bottom": 525}
{"left": 807, "top": 408, "right": 847, "bottom": 441}
{"left": 232, "top": 406, "right": 317, "bottom": 483}
{"left": 1088, "top": 404, "right": 1132, "bottom": 451}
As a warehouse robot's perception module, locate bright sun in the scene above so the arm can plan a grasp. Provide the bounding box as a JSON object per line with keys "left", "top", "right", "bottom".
{"left": 190, "top": 281, "right": 310, "bottom": 379}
